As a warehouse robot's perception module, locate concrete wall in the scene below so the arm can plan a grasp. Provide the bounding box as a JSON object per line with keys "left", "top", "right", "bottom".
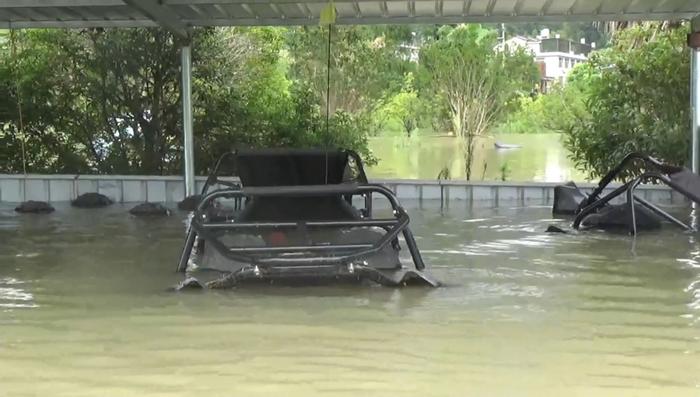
{"left": 0, "top": 174, "right": 688, "bottom": 207}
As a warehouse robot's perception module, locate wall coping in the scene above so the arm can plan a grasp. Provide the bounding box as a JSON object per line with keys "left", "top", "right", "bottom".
{"left": 0, "top": 174, "right": 668, "bottom": 190}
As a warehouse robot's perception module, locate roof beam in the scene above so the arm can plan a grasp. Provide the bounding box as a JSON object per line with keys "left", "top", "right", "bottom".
{"left": 623, "top": 0, "right": 636, "bottom": 13}
{"left": 212, "top": 4, "right": 230, "bottom": 17}
{"left": 462, "top": 0, "right": 472, "bottom": 16}
{"left": 122, "top": 0, "right": 189, "bottom": 39}
{"left": 352, "top": 1, "right": 363, "bottom": 18}
{"left": 512, "top": 0, "right": 526, "bottom": 15}
{"left": 0, "top": 19, "right": 156, "bottom": 28}
{"left": 1, "top": 0, "right": 699, "bottom": 29}
{"left": 297, "top": 3, "right": 313, "bottom": 19}
{"left": 485, "top": 0, "right": 497, "bottom": 16}
{"left": 566, "top": 0, "right": 582, "bottom": 14}
{"left": 539, "top": 0, "right": 554, "bottom": 15}
{"left": 161, "top": 0, "right": 466, "bottom": 4}
{"left": 379, "top": 1, "right": 388, "bottom": 17}
{"left": 0, "top": 0, "right": 122, "bottom": 6}
{"left": 435, "top": 0, "right": 443, "bottom": 17}
{"left": 241, "top": 3, "right": 259, "bottom": 18}
{"left": 269, "top": 3, "right": 286, "bottom": 19}
{"left": 176, "top": 11, "right": 700, "bottom": 26}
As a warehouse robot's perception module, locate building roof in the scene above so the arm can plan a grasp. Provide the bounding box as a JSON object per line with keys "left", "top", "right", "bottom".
{"left": 1, "top": 1, "right": 699, "bottom": 38}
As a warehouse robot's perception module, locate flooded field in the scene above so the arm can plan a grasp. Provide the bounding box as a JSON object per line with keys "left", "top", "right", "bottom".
{"left": 368, "top": 134, "right": 588, "bottom": 182}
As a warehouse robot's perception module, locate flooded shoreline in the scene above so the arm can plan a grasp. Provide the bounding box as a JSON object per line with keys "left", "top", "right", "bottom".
{"left": 368, "top": 134, "right": 589, "bottom": 182}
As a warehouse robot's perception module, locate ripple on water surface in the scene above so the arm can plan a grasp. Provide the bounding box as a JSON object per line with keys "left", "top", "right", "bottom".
{"left": 0, "top": 203, "right": 698, "bottom": 396}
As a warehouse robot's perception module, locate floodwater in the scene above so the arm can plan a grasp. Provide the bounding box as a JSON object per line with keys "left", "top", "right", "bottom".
{"left": 1, "top": 203, "right": 699, "bottom": 397}
{"left": 368, "top": 133, "right": 589, "bottom": 182}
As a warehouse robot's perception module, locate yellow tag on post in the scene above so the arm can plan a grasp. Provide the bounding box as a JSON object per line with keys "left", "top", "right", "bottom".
{"left": 319, "top": 2, "right": 336, "bottom": 25}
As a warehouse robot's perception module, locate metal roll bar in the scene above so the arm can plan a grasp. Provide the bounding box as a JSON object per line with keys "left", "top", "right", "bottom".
{"left": 177, "top": 177, "right": 425, "bottom": 273}
{"left": 574, "top": 170, "right": 695, "bottom": 234}
{"left": 580, "top": 152, "right": 682, "bottom": 210}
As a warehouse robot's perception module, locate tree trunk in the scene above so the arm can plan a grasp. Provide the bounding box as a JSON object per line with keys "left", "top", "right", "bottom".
{"left": 463, "top": 134, "right": 475, "bottom": 181}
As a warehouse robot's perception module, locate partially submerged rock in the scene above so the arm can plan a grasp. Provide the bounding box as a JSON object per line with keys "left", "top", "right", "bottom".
{"left": 72, "top": 192, "right": 113, "bottom": 208}
{"left": 178, "top": 195, "right": 202, "bottom": 211}
{"left": 15, "top": 200, "right": 55, "bottom": 214}
{"left": 129, "top": 202, "right": 171, "bottom": 217}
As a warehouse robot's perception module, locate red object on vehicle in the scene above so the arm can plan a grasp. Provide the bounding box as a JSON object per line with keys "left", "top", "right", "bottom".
{"left": 267, "top": 231, "right": 288, "bottom": 246}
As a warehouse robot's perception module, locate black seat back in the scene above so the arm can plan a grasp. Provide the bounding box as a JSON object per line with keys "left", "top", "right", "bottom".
{"left": 233, "top": 149, "right": 361, "bottom": 222}
{"left": 235, "top": 149, "right": 349, "bottom": 187}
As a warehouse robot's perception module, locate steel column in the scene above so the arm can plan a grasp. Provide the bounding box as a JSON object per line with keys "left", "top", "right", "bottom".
{"left": 181, "top": 45, "right": 195, "bottom": 197}
{"left": 690, "top": 19, "right": 700, "bottom": 174}
{"left": 692, "top": 47, "right": 700, "bottom": 173}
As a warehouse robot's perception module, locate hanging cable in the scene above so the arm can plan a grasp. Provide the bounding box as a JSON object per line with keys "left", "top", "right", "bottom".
{"left": 319, "top": 1, "right": 336, "bottom": 184}
{"left": 10, "top": 27, "right": 28, "bottom": 176}
{"left": 324, "top": 23, "right": 332, "bottom": 184}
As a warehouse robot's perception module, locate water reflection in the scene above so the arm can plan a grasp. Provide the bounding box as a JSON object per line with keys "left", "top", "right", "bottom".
{"left": 368, "top": 134, "right": 588, "bottom": 182}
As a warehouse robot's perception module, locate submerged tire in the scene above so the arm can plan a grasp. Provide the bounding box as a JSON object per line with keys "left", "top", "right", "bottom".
{"left": 15, "top": 200, "right": 55, "bottom": 214}
{"left": 72, "top": 192, "right": 113, "bottom": 208}
{"left": 129, "top": 202, "right": 171, "bottom": 217}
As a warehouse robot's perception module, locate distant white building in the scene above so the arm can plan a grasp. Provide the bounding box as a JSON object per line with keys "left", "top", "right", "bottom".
{"left": 495, "top": 28, "right": 594, "bottom": 92}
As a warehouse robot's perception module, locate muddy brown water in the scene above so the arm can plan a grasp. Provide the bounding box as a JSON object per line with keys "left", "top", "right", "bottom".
{"left": 1, "top": 203, "right": 698, "bottom": 396}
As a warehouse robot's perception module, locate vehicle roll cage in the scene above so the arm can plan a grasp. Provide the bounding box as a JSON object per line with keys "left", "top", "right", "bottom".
{"left": 176, "top": 150, "right": 425, "bottom": 272}
{"left": 573, "top": 152, "right": 699, "bottom": 235}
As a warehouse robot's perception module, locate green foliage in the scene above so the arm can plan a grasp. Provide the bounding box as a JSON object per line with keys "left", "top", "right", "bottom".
{"left": 8, "top": 22, "right": 663, "bottom": 181}
{"left": 436, "top": 165, "right": 450, "bottom": 181}
{"left": 562, "top": 23, "right": 690, "bottom": 179}
{"left": 418, "top": 24, "right": 538, "bottom": 179}
{"left": 497, "top": 76, "right": 588, "bottom": 135}
{"left": 0, "top": 27, "right": 375, "bottom": 174}
{"left": 256, "top": 82, "right": 377, "bottom": 165}
{"left": 497, "top": 95, "right": 549, "bottom": 134}
{"left": 285, "top": 25, "right": 413, "bottom": 116}
{"left": 499, "top": 162, "right": 511, "bottom": 181}
{"left": 378, "top": 73, "right": 421, "bottom": 137}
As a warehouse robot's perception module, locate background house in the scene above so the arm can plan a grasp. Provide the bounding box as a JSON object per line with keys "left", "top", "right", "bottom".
{"left": 495, "top": 28, "right": 594, "bottom": 92}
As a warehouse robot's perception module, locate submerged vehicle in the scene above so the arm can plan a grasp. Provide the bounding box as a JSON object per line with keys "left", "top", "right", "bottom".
{"left": 553, "top": 152, "right": 700, "bottom": 235}
{"left": 176, "top": 148, "right": 439, "bottom": 288}
{"left": 494, "top": 142, "right": 522, "bottom": 150}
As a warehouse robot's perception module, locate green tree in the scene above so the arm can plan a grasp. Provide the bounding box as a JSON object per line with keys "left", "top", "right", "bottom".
{"left": 1, "top": 29, "right": 95, "bottom": 173}
{"left": 419, "top": 24, "right": 538, "bottom": 179}
{"left": 0, "top": 27, "right": 377, "bottom": 175}
{"left": 380, "top": 73, "right": 421, "bottom": 137}
{"left": 285, "top": 25, "right": 413, "bottom": 116}
{"left": 497, "top": 68, "right": 589, "bottom": 135}
{"left": 562, "top": 23, "right": 689, "bottom": 179}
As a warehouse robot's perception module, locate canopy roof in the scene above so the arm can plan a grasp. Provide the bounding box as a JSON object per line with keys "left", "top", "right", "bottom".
{"left": 1, "top": 0, "right": 699, "bottom": 37}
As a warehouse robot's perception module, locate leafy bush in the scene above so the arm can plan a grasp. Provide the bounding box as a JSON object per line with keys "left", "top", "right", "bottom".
{"left": 376, "top": 73, "right": 421, "bottom": 137}
{"left": 562, "top": 23, "right": 690, "bottom": 179}
{"left": 497, "top": 95, "right": 549, "bottom": 134}
{"left": 0, "top": 28, "right": 377, "bottom": 174}
{"left": 497, "top": 72, "right": 589, "bottom": 135}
